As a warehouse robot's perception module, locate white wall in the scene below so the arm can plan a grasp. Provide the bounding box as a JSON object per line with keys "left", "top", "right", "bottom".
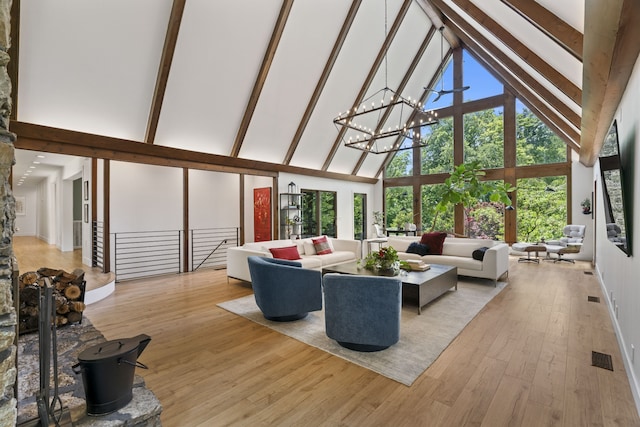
{"left": 594, "top": 52, "right": 640, "bottom": 412}
{"left": 571, "top": 155, "right": 595, "bottom": 261}
{"left": 189, "top": 169, "right": 240, "bottom": 230}
{"left": 110, "top": 161, "right": 183, "bottom": 233}
{"left": 13, "top": 188, "right": 37, "bottom": 236}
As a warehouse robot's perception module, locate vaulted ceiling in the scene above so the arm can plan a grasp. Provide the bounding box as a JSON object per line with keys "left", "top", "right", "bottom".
{"left": 10, "top": 0, "right": 640, "bottom": 184}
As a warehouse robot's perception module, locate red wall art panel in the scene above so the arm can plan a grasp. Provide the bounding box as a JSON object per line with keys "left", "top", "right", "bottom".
{"left": 253, "top": 187, "right": 272, "bottom": 242}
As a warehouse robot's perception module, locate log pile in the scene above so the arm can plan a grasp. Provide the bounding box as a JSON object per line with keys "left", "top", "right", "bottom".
{"left": 18, "top": 267, "right": 86, "bottom": 334}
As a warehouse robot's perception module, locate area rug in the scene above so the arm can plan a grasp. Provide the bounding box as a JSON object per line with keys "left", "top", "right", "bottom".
{"left": 218, "top": 278, "right": 507, "bottom": 386}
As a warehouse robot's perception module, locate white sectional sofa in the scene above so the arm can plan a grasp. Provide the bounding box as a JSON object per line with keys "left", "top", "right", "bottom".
{"left": 227, "top": 237, "right": 361, "bottom": 282}
{"left": 387, "top": 236, "right": 509, "bottom": 283}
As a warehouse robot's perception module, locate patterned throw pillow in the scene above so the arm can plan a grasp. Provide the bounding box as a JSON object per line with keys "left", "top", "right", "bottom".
{"left": 420, "top": 232, "right": 447, "bottom": 255}
{"left": 269, "top": 246, "right": 301, "bottom": 260}
{"left": 406, "top": 242, "right": 429, "bottom": 256}
{"left": 312, "top": 236, "right": 333, "bottom": 255}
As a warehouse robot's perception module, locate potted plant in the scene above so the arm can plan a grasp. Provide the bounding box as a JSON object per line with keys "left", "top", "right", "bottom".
{"left": 581, "top": 198, "right": 591, "bottom": 214}
{"left": 430, "top": 161, "right": 515, "bottom": 235}
{"left": 362, "top": 246, "right": 407, "bottom": 276}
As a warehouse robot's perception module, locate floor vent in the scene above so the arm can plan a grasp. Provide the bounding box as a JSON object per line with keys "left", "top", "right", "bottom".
{"left": 588, "top": 296, "right": 600, "bottom": 303}
{"left": 584, "top": 271, "right": 594, "bottom": 275}
{"left": 592, "top": 351, "right": 614, "bottom": 371}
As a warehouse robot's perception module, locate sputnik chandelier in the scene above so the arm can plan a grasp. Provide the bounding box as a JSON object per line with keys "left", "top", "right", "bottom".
{"left": 333, "top": 88, "right": 438, "bottom": 154}
{"left": 333, "top": 0, "right": 438, "bottom": 154}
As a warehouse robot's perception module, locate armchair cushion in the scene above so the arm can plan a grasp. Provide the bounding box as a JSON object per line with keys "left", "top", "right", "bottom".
{"left": 247, "top": 256, "right": 322, "bottom": 321}
{"left": 323, "top": 273, "right": 401, "bottom": 352}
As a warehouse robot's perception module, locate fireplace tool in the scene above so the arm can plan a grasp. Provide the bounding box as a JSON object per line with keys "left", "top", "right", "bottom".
{"left": 19, "top": 278, "right": 72, "bottom": 427}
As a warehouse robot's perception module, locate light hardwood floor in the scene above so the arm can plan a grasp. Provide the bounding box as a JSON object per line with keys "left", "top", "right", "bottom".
{"left": 13, "top": 236, "right": 114, "bottom": 290}
{"left": 17, "top": 239, "right": 640, "bottom": 426}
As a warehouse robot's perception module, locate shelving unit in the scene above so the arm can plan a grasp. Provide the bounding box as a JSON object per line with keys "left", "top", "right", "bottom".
{"left": 280, "top": 193, "right": 303, "bottom": 240}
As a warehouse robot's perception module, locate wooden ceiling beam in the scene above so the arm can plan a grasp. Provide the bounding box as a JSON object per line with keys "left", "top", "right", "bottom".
{"left": 580, "top": 0, "right": 640, "bottom": 166}
{"left": 499, "top": 0, "right": 583, "bottom": 62}
{"left": 284, "top": 0, "right": 362, "bottom": 165}
{"left": 145, "top": 0, "right": 187, "bottom": 144}
{"left": 430, "top": 0, "right": 581, "bottom": 131}
{"left": 415, "top": 0, "right": 459, "bottom": 48}
{"left": 448, "top": 0, "right": 582, "bottom": 107}
{"left": 352, "top": 26, "right": 437, "bottom": 175}
{"left": 322, "top": 0, "right": 413, "bottom": 171}
{"left": 11, "top": 121, "right": 378, "bottom": 184}
{"left": 230, "top": 0, "right": 294, "bottom": 158}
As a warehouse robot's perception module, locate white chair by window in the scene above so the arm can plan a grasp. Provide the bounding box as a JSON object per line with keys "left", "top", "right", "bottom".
{"left": 545, "top": 224, "right": 586, "bottom": 263}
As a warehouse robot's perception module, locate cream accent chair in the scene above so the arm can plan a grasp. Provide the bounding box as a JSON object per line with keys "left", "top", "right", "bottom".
{"left": 546, "top": 224, "right": 586, "bottom": 263}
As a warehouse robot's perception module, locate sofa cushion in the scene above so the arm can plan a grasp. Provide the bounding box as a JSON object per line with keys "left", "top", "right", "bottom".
{"left": 420, "top": 232, "right": 447, "bottom": 255}
{"left": 472, "top": 247, "right": 489, "bottom": 261}
{"left": 423, "top": 255, "right": 483, "bottom": 271}
{"left": 269, "top": 246, "right": 302, "bottom": 260}
{"left": 312, "top": 236, "right": 333, "bottom": 255}
{"left": 310, "top": 251, "right": 354, "bottom": 266}
{"left": 406, "top": 242, "right": 430, "bottom": 256}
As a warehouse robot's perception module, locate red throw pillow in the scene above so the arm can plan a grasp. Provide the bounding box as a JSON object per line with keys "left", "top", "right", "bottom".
{"left": 420, "top": 232, "right": 447, "bottom": 255}
{"left": 311, "top": 236, "right": 333, "bottom": 255}
{"left": 269, "top": 246, "right": 301, "bottom": 260}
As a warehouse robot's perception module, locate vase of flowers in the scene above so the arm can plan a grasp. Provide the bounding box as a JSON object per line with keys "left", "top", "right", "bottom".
{"left": 363, "top": 246, "right": 401, "bottom": 276}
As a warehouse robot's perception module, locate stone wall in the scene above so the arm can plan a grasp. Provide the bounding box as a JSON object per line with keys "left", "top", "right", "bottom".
{"left": 0, "top": 0, "right": 16, "bottom": 426}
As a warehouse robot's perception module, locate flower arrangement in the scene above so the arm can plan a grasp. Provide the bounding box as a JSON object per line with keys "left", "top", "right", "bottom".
{"left": 363, "top": 246, "right": 404, "bottom": 276}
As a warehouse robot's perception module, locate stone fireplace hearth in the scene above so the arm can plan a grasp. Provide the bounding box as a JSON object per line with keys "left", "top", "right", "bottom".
{"left": 17, "top": 317, "right": 162, "bottom": 426}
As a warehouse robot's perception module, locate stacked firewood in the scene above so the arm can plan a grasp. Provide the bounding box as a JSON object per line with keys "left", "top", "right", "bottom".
{"left": 18, "top": 267, "right": 86, "bottom": 334}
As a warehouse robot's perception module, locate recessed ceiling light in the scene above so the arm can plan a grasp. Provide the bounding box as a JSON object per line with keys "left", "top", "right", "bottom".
{"left": 36, "top": 155, "right": 45, "bottom": 158}
{"left": 32, "top": 161, "right": 41, "bottom": 164}
{"left": 29, "top": 166, "right": 36, "bottom": 169}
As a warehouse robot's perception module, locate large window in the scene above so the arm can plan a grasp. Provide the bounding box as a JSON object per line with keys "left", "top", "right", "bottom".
{"left": 420, "top": 117, "right": 454, "bottom": 175}
{"left": 464, "top": 108, "right": 504, "bottom": 168}
{"left": 384, "top": 186, "right": 413, "bottom": 229}
{"left": 354, "top": 193, "right": 366, "bottom": 240}
{"left": 516, "top": 101, "right": 567, "bottom": 166}
{"left": 516, "top": 177, "right": 567, "bottom": 242}
{"left": 302, "top": 190, "right": 337, "bottom": 237}
{"left": 421, "top": 183, "right": 453, "bottom": 232}
{"left": 383, "top": 48, "right": 571, "bottom": 243}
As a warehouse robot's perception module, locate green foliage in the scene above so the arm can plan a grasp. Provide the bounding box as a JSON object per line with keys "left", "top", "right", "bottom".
{"left": 464, "top": 109, "right": 504, "bottom": 168}
{"left": 384, "top": 186, "right": 412, "bottom": 229}
{"left": 431, "top": 161, "right": 515, "bottom": 234}
{"left": 420, "top": 118, "right": 454, "bottom": 175}
{"left": 516, "top": 109, "right": 566, "bottom": 165}
{"left": 516, "top": 177, "right": 567, "bottom": 242}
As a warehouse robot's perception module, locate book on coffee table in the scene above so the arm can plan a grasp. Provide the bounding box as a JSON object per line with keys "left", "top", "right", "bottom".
{"left": 405, "top": 259, "right": 430, "bottom": 271}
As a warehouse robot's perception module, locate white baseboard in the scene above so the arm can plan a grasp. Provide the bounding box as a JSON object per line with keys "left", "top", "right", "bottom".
{"left": 595, "top": 265, "right": 640, "bottom": 417}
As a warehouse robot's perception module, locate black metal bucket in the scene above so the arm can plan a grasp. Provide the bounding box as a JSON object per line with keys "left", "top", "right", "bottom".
{"left": 73, "top": 334, "right": 151, "bottom": 416}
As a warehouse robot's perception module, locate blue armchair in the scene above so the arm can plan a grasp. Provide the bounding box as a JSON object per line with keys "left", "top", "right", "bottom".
{"left": 323, "top": 273, "right": 402, "bottom": 352}
{"left": 247, "top": 256, "right": 322, "bottom": 321}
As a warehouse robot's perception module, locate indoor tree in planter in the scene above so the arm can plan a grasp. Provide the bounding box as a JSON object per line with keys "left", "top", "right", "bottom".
{"left": 430, "top": 161, "right": 515, "bottom": 236}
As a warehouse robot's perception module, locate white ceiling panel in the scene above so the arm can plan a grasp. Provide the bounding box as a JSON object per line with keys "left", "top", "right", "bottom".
{"left": 471, "top": 0, "right": 582, "bottom": 88}
{"left": 155, "top": 0, "right": 282, "bottom": 155}
{"left": 238, "top": 0, "right": 354, "bottom": 163}
{"left": 291, "top": 0, "right": 410, "bottom": 171}
{"left": 18, "top": 0, "right": 172, "bottom": 141}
